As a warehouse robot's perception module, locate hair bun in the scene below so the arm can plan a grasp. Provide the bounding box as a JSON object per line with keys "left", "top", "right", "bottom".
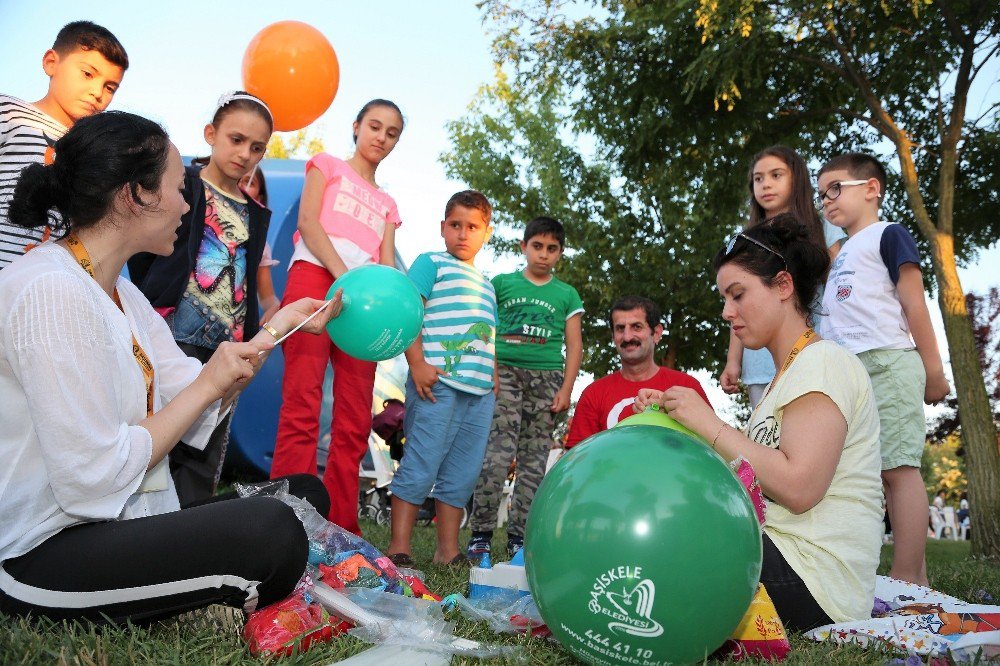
{"left": 7, "top": 163, "right": 64, "bottom": 231}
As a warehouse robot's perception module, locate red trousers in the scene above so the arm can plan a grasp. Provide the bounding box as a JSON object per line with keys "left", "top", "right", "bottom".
{"left": 270, "top": 261, "right": 376, "bottom": 535}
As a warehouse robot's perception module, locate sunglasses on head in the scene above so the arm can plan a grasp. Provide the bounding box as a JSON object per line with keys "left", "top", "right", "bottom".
{"left": 724, "top": 232, "right": 787, "bottom": 269}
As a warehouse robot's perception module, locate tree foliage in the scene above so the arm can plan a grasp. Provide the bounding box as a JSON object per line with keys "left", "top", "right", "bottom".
{"left": 446, "top": 0, "right": 1000, "bottom": 556}
{"left": 266, "top": 129, "right": 325, "bottom": 159}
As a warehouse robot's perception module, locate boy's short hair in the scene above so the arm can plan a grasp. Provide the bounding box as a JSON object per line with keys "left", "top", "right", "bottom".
{"left": 819, "top": 152, "right": 887, "bottom": 199}
{"left": 52, "top": 21, "right": 129, "bottom": 70}
{"left": 445, "top": 190, "right": 492, "bottom": 222}
{"left": 523, "top": 216, "right": 565, "bottom": 248}
{"left": 610, "top": 295, "right": 662, "bottom": 330}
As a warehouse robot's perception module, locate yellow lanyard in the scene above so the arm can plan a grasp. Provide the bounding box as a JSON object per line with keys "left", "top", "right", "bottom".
{"left": 748, "top": 328, "right": 815, "bottom": 427}
{"left": 66, "top": 234, "right": 155, "bottom": 417}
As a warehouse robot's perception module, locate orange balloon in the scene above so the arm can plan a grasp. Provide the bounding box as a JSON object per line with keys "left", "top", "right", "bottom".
{"left": 242, "top": 21, "right": 339, "bottom": 132}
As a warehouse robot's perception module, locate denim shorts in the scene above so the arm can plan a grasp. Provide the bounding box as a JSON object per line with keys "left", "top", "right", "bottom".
{"left": 390, "top": 377, "right": 496, "bottom": 508}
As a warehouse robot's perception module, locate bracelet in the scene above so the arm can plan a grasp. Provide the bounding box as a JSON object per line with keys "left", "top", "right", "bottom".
{"left": 712, "top": 423, "right": 727, "bottom": 450}
{"left": 262, "top": 323, "right": 279, "bottom": 340}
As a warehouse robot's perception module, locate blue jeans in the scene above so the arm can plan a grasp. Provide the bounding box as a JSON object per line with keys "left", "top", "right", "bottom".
{"left": 390, "top": 377, "right": 496, "bottom": 508}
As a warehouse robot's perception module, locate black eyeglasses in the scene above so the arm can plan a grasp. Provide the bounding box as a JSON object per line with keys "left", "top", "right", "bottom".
{"left": 725, "top": 232, "right": 787, "bottom": 268}
{"left": 816, "top": 179, "right": 869, "bottom": 204}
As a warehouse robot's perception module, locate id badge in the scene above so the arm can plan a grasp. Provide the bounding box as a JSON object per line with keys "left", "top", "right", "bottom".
{"left": 138, "top": 458, "right": 169, "bottom": 493}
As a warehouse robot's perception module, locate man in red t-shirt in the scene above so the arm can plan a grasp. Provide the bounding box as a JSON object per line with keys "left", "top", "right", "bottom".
{"left": 565, "top": 296, "right": 711, "bottom": 448}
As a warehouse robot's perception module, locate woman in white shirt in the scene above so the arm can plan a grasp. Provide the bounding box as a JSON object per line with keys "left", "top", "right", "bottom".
{"left": 0, "top": 111, "right": 341, "bottom": 623}
{"left": 636, "top": 214, "right": 883, "bottom": 631}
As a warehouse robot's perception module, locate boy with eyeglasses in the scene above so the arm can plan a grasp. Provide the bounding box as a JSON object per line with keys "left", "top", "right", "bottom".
{"left": 816, "top": 152, "right": 948, "bottom": 586}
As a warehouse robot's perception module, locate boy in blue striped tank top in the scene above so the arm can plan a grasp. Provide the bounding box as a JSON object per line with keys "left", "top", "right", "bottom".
{"left": 387, "top": 190, "right": 498, "bottom": 566}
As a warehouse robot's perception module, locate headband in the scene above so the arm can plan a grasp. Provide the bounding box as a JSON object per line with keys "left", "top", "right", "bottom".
{"left": 216, "top": 92, "right": 273, "bottom": 122}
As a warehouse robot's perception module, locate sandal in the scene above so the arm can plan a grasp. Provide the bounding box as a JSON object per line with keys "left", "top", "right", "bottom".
{"left": 387, "top": 552, "right": 414, "bottom": 567}
{"left": 438, "top": 553, "right": 470, "bottom": 567}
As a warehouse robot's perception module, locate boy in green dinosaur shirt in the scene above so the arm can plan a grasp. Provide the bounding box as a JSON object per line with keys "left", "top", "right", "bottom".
{"left": 386, "top": 190, "right": 498, "bottom": 566}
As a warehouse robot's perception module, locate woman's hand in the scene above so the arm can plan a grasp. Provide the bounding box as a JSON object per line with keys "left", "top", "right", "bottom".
{"left": 659, "top": 386, "right": 722, "bottom": 437}
{"left": 196, "top": 340, "right": 270, "bottom": 402}
{"left": 267, "top": 291, "right": 344, "bottom": 338}
{"left": 633, "top": 388, "right": 665, "bottom": 413}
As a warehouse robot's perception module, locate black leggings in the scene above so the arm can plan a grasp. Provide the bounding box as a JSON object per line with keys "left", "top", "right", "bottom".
{"left": 760, "top": 533, "right": 834, "bottom": 632}
{"left": 0, "top": 474, "right": 328, "bottom": 625}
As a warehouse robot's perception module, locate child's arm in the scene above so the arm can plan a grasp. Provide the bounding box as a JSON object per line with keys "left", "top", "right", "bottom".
{"left": 379, "top": 222, "right": 396, "bottom": 268}
{"left": 719, "top": 328, "right": 743, "bottom": 394}
{"left": 403, "top": 296, "right": 443, "bottom": 402}
{"left": 552, "top": 313, "right": 582, "bottom": 413}
{"left": 404, "top": 335, "right": 443, "bottom": 403}
{"left": 896, "top": 263, "right": 950, "bottom": 404}
{"left": 256, "top": 264, "right": 280, "bottom": 325}
{"left": 297, "top": 168, "right": 350, "bottom": 279}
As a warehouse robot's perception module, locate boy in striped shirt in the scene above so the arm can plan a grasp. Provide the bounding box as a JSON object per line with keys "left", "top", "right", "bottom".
{"left": 1, "top": 21, "right": 128, "bottom": 269}
{"left": 387, "top": 190, "right": 498, "bottom": 566}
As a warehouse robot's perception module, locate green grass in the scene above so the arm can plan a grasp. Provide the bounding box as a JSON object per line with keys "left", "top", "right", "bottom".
{"left": 2, "top": 525, "right": 997, "bottom": 665}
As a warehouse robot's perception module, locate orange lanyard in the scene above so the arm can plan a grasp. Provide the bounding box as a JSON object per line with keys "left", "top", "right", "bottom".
{"left": 66, "top": 234, "right": 155, "bottom": 417}
{"left": 748, "top": 328, "right": 815, "bottom": 426}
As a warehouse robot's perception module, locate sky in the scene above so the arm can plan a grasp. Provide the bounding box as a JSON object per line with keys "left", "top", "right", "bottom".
{"left": 2, "top": 0, "right": 996, "bottom": 415}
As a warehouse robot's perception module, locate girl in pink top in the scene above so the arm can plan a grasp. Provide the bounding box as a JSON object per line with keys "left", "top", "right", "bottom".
{"left": 271, "top": 99, "right": 405, "bottom": 534}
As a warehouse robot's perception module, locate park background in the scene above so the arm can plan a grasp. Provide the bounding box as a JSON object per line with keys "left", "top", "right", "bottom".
{"left": 2, "top": 0, "right": 997, "bottom": 500}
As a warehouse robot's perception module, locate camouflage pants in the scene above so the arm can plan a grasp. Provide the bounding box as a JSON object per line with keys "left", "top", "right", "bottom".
{"left": 470, "top": 365, "right": 563, "bottom": 536}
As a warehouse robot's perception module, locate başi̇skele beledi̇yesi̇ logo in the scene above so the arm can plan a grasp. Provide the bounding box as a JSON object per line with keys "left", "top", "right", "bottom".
{"left": 588, "top": 564, "right": 664, "bottom": 639}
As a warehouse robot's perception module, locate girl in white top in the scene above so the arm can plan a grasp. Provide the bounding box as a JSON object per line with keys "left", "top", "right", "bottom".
{"left": 636, "top": 214, "right": 883, "bottom": 630}
{"left": 0, "top": 111, "right": 341, "bottom": 623}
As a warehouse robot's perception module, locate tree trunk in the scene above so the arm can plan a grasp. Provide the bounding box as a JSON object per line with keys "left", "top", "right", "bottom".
{"left": 929, "top": 232, "right": 1000, "bottom": 558}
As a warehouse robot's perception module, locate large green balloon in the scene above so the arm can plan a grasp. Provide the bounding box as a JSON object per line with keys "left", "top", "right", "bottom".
{"left": 325, "top": 265, "right": 424, "bottom": 362}
{"left": 616, "top": 406, "right": 707, "bottom": 444}
{"left": 525, "top": 426, "right": 761, "bottom": 665}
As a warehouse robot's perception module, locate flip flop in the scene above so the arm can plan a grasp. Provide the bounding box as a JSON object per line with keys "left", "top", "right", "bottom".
{"left": 387, "top": 552, "right": 414, "bottom": 567}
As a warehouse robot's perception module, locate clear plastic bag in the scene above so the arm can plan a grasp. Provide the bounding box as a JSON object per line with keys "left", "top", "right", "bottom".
{"left": 445, "top": 593, "right": 548, "bottom": 636}
{"left": 312, "top": 582, "right": 524, "bottom": 661}
{"left": 236, "top": 480, "right": 412, "bottom": 595}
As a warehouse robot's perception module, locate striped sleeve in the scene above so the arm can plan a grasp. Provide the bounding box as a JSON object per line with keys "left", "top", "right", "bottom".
{"left": 0, "top": 95, "right": 67, "bottom": 270}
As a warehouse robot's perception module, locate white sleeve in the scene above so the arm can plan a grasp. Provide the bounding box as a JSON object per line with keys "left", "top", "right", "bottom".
{"left": 132, "top": 284, "right": 226, "bottom": 450}
{"left": 6, "top": 274, "right": 151, "bottom": 520}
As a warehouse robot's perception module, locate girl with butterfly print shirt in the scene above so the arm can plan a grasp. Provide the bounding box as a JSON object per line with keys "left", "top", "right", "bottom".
{"left": 127, "top": 92, "right": 273, "bottom": 505}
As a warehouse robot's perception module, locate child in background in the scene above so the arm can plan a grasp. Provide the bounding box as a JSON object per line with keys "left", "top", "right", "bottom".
{"left": 387, "top": 190, "right": 497, "bottom": 566}
{"left": 467, "top": 216, "right": 583, "bottom": 561}
{"left": 817, "top": 152, "right": 949, "bottom": 585}
{"left": 1, "top": 21, "right": 128, "bottom": 269}
{"left": 128, "top": 91, "right": 274, "bottom": 505}
{"left": 270, "top": 99, "right": 405, "bottom": 535}
{"left": 240, "top": 168, "right": 281, "bottom": 325}
{"left": 719, "top": 146, "right": 845, "bottom": 407}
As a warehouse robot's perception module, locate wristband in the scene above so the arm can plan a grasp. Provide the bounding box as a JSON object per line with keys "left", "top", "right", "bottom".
{"left": 262, "top": 323, "right": 279, "bottom": 340}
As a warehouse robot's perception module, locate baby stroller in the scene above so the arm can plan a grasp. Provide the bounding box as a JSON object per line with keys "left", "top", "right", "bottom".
{"left": 358, "top": 398, "right": 404, "bottom": 525}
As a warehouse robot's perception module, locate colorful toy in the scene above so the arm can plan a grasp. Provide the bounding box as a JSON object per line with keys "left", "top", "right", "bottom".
{"left": 325, "top": 265, "right": 424, "bottom": 361}
{"left": 525, "top": 425, "right": 762, "bottom": 665}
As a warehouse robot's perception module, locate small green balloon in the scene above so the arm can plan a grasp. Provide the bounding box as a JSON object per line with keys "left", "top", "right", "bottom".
{"left": 525, "top": 426, "right": 761, "bottom": 665}
{"left": 325, "top": 265, "right": 424, "bottom": 362}
{"left": 617, "top": 407, "right": 707, "bottom": 445}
